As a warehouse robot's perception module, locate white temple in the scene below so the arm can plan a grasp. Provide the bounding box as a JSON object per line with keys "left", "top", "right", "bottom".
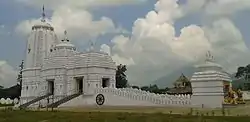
{"left": 20, "top": 7, "right": 116, "bottom": 108}
{"left": 19, "top": 7, "right": 234, "bottom": 109}
{"left": 190, "top": 51, "right": 232, "bottom": 108}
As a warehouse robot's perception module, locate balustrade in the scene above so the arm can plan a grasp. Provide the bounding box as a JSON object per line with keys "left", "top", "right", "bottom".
{"left": 94, "top": 87, "right": 191, "bottom": 106}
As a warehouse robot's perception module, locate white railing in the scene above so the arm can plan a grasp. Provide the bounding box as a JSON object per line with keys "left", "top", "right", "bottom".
{"left": 95, "top": 88, "right": 191, "bottom": 107}
{"left": 243, "top": 91, "right": 250, "bottom": 100}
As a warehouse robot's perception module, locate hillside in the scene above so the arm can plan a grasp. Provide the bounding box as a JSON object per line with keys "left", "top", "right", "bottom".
{"left": 154, "top": 66, "right": 195, "bottom": 88}
{"left": 0, "top": 84, "right": 20, "bottom": 99}
{"left": 154, "top": 67, "right": 243, "bottom": 89}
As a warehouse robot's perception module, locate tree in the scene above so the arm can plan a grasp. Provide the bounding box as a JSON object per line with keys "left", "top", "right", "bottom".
{"left": 17, "top": 60, "right": 24, "bottom": 86}
{"left": 141, "top": 86, "right": 149, "bottom": 91}
{"left": 17, "top": 60, "right": 24, "bottom": 95}
{"left": 140, "top": 84, "right": 169, "bottom": 94}
{"left": 235, "top": 64, "right": 250, "bottom": 90}
{"left": 237, "top": 85, "right": 243, "bottom": 90}
{"left": 0, "top": 85, "right": 3, "bottom": 89}
{"left": 115, "top": 64, "right": 128, "bottom": 88}
{"left": 131, "top": 86, "right": 140, "bottom": 89}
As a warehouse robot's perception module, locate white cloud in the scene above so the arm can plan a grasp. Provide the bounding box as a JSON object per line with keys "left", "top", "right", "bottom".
{"left": 15, "top": 0, "right": 148, "bottom": 10}
{"left": 14, "top": 0, "right": 250, "bottom": 86}
{"left": 0, "top": 61, "right": 18, "bottom": 88}
{"left": 182, "top": 0, "right": 250, "bottom": 16}
{"left": 108, "top": 0, "right": 250, "bottom": 85}
{"left": 100, "top": 44, "right": 111, "bottom": 55}
{"left": 15, "top": 5, "right": 123, "bottom": 42}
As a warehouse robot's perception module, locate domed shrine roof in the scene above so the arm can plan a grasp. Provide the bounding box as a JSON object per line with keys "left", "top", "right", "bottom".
{"left": 54, "top": 31, "right": 76, "bottom": 50}
{"left": 42, "top": 32, "right": 115, "bottom": 70}
{"left": 191, "top": 51, "right": 232, "bottom": 82}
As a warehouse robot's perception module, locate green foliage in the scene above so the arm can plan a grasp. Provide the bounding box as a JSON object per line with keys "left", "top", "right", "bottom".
{"left": 0, "top": 103, "right": 14, "bottom": 107}
{"left": 0, "top": 111, "right": 250, "bottom": 122}
{"left": 235, "top": 65, "right": 250, "bottom": 79}
{"left": 115, "top": 64, "right": 128, "bottom": 88}
{"left": 17, "top": 60, "right": 24, "bottom": 87}
{"left": 131, "top": 86, "right": 140, "bottom": 89}
{"left": 235, "top": 64, "right": 250, "bottom": 90}
{"left": 140, "top": 84, "right": 169, "bottom": 94}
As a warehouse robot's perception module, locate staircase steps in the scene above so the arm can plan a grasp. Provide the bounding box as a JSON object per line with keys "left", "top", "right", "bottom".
{"left": 19, "top": 93, "right": 51, "bottom": 109}
{"left": 46, "top": 92, "right": 82, "bottom": 108}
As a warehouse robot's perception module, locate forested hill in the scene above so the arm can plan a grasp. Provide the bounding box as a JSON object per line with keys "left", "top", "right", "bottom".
{"left": 0, "top": 84, "right": 21, "bottom": 99}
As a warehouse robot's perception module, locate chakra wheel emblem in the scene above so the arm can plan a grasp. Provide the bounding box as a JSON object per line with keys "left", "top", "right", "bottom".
{"left": 96, "top": 94, "right": 105, "bottom": 105}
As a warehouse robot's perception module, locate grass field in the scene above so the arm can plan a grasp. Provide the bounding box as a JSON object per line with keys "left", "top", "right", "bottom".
{"left": 1, "top": 105, "right": 250, "bottom": 122}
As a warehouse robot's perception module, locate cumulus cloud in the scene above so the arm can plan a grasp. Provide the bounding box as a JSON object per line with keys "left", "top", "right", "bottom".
{"left": 16, "top": 5, "right": 122, "bottom": 41}
{"left": 100, "top": 44, "right": 111, "bottom": 55}
{"left": 0, "top": 61, "right": 18, "bottom": 88}
{"left": 15, "top": 0, "right": 148, "bottom": 10}
{"left": 107, "top": 0, "right": 250, "bottom": 85}
{"left": 15, "top": 0, "right": 131, "bottom": 43}
{"left": 182, "top": 0, "right": 250, "bottom": 16}
{"left": 14, "top": 0, "right": 250, "bottom": 86}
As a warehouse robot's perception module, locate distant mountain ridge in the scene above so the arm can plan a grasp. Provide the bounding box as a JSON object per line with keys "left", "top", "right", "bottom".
{"left": 154, "top": 66, "right": 241, "bottom": 89}
{"left": 0, "top": 84, "right": 21, "bottom": 99}
{"left": 154, "top": 66, "right": 195, "bottom": 88}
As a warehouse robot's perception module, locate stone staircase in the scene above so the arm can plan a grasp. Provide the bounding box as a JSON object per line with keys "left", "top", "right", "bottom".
{"left": 45, "top": 92, "right": 82, "bottom": 108}
{"left": 19, "top": 93, "right": 52, "bottom": 109}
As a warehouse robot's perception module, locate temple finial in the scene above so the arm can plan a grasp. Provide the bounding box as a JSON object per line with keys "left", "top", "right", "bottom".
{"left": 64, "top": 30, "right": 67, "bottom": 36}
{"left": 90, "top": 40, "right": 94, "bottom": 51}
{"left": 205, "top": 51, "right": 214, "bottom": 62}
{"left": 62, "top": 30, "right": 69, "bottom": 42}
{"left": 41, "top": 5, "right": 46, "bottom": 22}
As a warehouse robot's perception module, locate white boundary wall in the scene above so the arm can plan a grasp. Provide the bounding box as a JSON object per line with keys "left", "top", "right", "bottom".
{"left": 60, "top": 88, "right": 191, "bottom": 107}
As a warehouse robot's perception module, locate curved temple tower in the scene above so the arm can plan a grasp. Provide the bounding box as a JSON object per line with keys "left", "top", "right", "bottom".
{"left": 20, "top": 6, "right": 116, "bottom": 108}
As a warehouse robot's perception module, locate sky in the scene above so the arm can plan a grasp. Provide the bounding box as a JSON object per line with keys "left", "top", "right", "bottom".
{"left": 1, "top": 0, "right": 250, "bottom": 88}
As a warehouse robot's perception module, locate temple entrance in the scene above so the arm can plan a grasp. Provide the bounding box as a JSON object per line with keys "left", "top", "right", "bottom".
{"left": 75, "top": 77, "right": 83, "bottom": 93}
{"left": 47, "top": 80, "right": 54, "bottom": 95}
{"left": 102, "top": 78, "right": 110, "bottom": 88}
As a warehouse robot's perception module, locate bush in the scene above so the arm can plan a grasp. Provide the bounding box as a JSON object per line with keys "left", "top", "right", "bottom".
{"left": 0, "top": 103, "right": 14, "bottom": 107}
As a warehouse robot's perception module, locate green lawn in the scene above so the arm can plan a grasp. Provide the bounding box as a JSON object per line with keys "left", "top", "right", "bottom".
{"left": 0, "top": 104, "right": 13, "bottom": 107}
{"left": 0, "top": 109, "right": 250, "bottom": 122}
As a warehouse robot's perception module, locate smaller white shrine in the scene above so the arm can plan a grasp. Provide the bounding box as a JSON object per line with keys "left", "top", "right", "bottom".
{"left": 190, "top": 51, "right": 232, "bottom": 108}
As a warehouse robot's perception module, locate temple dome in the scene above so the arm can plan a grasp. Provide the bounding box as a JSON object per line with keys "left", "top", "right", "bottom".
{"left": 42, "top": 33, "right": 115, "bottom": 70}
{"left": 76, "top": 51, "right": 116, "bottom": 69}
{"left": 54, "top": 31, "right": 76, "bottom": 50}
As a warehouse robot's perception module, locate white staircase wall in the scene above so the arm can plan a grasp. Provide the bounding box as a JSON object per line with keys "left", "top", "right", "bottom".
{"left": 59, "top": 88, "right": 191, "bottom": 107}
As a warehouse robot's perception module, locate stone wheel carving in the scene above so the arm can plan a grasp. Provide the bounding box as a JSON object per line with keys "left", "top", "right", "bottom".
{"left": 96, "top": 94, "right": 105, "bottom": 105}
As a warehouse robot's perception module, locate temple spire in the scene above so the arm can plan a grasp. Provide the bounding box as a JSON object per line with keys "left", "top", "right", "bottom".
{"left": 41, "top": 5, "right": 46, "bottom": 22}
